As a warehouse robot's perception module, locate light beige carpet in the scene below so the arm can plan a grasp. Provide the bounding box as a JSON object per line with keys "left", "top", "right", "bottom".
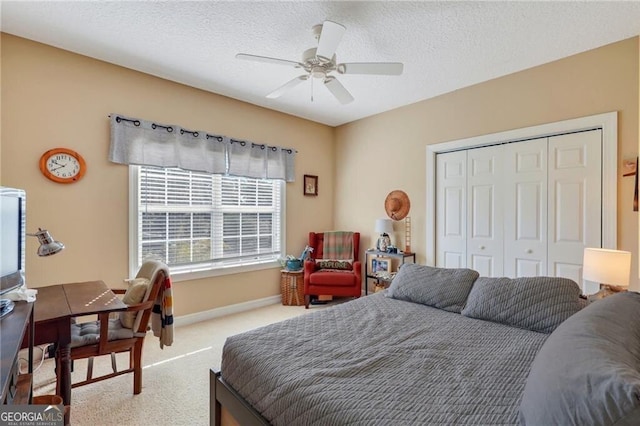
{"left": 30, "top": 302, "right": 324, "bottom": 426}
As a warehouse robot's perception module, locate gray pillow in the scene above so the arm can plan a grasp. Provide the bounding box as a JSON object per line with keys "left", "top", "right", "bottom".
{"left": 460, "top": 276, "right": 582, "bottom": 333}
{"left": 387, "top": 263, "right": 479, "bottom": 313}
{"left": 519, "top": 292, "right": 640, "bottom": 426}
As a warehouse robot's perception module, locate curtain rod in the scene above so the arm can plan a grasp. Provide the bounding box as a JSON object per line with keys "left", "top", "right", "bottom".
{"left": 109, "top": 114, "right": 297, "bottom": 152}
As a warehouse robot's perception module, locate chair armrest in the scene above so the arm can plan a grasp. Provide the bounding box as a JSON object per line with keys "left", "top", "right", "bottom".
{"left": 304, "top": 259, "right": 316, "bottom": 275}
{"left": 122, "top": 300, "right": 154, "bottom": 313}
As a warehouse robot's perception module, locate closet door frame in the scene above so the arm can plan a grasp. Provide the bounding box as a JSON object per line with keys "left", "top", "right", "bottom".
{"left": 426, "top": 111, "right": 618, "bottom": 267}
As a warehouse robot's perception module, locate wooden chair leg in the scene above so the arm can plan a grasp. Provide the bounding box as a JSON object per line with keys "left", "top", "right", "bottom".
{"left": 86, "top": 357, "right": 94, "bottom": 381}
{"left": 133, "top": 342, "right": 144, "bottom": 394}
{"left": 110, "top": 353, "right": 117, "bottom": 373}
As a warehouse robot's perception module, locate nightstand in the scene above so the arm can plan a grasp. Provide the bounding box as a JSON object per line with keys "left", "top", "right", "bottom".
{"left": 364, "top": 250, "right": 415, "bottom": 295}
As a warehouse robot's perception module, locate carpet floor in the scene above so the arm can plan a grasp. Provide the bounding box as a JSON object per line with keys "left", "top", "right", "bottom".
{"left": 30, "top": 302, "right": 323, "bottom": 426}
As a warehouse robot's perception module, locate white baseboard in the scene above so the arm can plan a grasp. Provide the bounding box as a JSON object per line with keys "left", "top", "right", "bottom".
{"left": 174, "top": 295, "right": 281, "bottom": 327}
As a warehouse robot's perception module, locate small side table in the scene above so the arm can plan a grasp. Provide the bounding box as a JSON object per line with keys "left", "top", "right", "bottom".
{"left": 280, "top": 270, "right": 304, "bottom": 306}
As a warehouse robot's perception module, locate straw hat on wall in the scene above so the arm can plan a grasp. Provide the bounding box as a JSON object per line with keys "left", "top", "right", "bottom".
{"left": 384, "top": 190, "right": 410, "bottom": 220}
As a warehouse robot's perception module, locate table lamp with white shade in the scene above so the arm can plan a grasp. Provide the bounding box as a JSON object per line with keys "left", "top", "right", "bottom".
{"left": 375, "top": 218, "right": 394, "bottom": 252}
{"left": 583, "top": 248, "right": 631, "bottom": 297}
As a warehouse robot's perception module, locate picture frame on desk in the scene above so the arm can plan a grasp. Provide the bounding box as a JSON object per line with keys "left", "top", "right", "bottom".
{"left": 371, "top": 257, "right": 392, "bottom": 274}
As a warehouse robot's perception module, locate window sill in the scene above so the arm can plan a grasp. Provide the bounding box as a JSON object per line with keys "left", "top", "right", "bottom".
{"left": 170, "top": 260, "right": 281, "bottom": 283}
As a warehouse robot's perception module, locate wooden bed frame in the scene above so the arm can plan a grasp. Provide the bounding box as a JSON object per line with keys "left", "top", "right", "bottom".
{"left": 210, "top": 369, "right": 270, "bottom": 426}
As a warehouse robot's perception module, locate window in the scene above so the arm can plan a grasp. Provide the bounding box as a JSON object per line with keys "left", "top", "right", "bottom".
{"left": 130, "top": 165, "right": 284, "bottom": 279}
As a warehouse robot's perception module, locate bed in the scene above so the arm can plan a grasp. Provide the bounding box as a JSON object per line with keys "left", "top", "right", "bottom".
{"left": 211, "top": 264, "right": 640, "bottom": 426}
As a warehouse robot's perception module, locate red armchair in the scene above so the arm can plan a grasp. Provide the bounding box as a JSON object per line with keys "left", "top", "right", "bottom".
{"left": 303, "top": 232, "right": 361, "bottom": 309}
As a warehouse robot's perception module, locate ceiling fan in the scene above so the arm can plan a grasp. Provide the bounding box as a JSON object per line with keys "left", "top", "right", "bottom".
{"left": 236, "top": 20, "right": 404, "bottom": 104}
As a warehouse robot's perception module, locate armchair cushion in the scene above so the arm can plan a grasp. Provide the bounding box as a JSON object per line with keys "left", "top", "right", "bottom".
{"left": 309, "top": 269, "right": 358, "bottom": 287}
{"left": 70, "top": 319, "right": 135, "bottom": 348}
{"left": 315, "top": 259, "right": 353, "bottom": 271}
{"left": 119, "top": 278, "right": 150, "bottom": 328}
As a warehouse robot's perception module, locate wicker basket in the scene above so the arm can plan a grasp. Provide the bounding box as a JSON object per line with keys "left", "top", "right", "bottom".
{"left": 280, "top": 270, "right": 305, "bottom": 306}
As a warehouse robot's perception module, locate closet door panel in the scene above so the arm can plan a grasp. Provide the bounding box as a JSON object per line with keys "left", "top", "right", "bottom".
{"left": 436, "top": 151, "right": 467, "bottom": 268}
{"left": 467, "top": 145, "right": 503, "bottom": 277}
{"left": 504, "top": 138, "right": 548, "bottom": 277}
{"left": 548, "top": 130, "right": 602, "bottom": 288}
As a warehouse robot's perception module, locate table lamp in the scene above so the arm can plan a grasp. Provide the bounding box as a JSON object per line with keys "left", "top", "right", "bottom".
{"left": 583, "top": 248, "right": 631, "bottom": 294}
{"left": 375, "top": 218, "right": 393, "bottom": 252}
{"left": 29, "top": 228, "right": 65, "bottom": 256}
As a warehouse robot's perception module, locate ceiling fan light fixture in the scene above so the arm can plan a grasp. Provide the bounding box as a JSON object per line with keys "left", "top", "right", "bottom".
{"left": 311, "top": 66, "right": 326, "bottom": 79}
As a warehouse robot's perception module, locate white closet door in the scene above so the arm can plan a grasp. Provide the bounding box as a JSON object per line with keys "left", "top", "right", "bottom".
{"left": 467, "top": 145, "right": 503, "bottom": 277}
{"left": 436, "top": 151, "right": 466, "bottom": 268}
{"left": 548, "top": 130, "right": 602, "bottom": 288}
{"left": 503, "top": 138, "right": 548, "bottom": 277}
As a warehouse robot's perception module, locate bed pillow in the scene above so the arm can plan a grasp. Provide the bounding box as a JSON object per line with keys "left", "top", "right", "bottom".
{"left": 461, "top": 276, "right": 582, "bottom": 333}
{"left": 519, "top": 292, "right": 640, "bottom": 425}
{"left": 387, "top": 263, "right": 479, "bottom": 313}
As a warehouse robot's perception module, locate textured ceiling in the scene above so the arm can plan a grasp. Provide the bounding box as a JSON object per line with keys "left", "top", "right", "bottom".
{"left": 2, "top": 1, "right": 640, "bottom": 127}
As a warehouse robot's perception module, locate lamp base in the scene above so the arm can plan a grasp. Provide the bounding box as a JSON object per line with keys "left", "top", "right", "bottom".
{"left": 376, "top": 234, "right": 391, "bottom": 252}
{"left": 587, "top": 284, "right": 628, "bottom": 304}
{"left": 600, "top": 284, "right": 627, "bottom": 293}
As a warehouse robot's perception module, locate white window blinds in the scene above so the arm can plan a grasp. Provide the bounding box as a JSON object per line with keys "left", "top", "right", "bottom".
{"left": 134, "top": 166, "right": 283, "bottom": 275}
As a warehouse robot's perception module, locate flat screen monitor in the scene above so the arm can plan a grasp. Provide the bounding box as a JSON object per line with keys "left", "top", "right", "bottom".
{"left": 0, "top": 187, "right": 26, "bottom": 295}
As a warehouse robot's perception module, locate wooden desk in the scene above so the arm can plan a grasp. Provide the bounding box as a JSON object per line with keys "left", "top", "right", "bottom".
{"left": 32, "top": 281, "right": 126, "bottom": 423}
{"left": 1, "top": 301, "right": 34, "bottom": 404}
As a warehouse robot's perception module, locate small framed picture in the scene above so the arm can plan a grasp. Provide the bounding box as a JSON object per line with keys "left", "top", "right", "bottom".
{"left": 371, "top": 257, "right": 392, "bottom": 274}
{"left": 303, "top": 174, "right": 318, "bottom": 196}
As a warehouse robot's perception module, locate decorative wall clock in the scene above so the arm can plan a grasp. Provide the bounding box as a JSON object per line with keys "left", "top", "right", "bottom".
{"left": 39, "top": 148, "right": 87, "bottom": 184}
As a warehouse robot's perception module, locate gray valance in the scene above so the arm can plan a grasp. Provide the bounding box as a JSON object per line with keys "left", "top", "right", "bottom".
{"left": 108, "top": 114, "right": 296, "bottom": 182}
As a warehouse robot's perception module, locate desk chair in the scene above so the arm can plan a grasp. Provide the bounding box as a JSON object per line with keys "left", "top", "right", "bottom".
{"left": 67, "top": 261, "right": 168, "bottom": 394}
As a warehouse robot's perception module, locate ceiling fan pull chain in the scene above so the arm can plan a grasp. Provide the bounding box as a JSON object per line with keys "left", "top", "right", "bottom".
{"left": 310, "top": 77, "right": 314, "bottom": 102}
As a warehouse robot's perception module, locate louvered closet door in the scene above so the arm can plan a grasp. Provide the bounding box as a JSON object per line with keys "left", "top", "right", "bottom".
{"left": 503, "top": 138, "right": 548, "bottom": 277}
{"left": 467, "top": 145, "right": 503, "bottom": 277}
{"left": 436, "top": 151, "right": 466, "bottom": 268}
{"left": 548, "top": 130, "right": 602, "bottom": 286}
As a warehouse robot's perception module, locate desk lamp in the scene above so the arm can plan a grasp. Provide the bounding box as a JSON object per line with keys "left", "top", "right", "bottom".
{"left": 583, "top": 248, "right": 631, "bottom": 299}
{"left": 29, "top": 228, "right": 65, "bottom": 256}
{"left": 0, "top": 229, "right": 64, "bottom": 317}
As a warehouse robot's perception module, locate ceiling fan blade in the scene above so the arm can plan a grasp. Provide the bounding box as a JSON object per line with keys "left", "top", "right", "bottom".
{"left": 324, "top": 77, "right": 354, "bottom": 104}
{"left": 266, "top": 75, "right": 308, "bottom": 99}
{"left": 236, "top": 53, "right": 302, "bottom": 68}
{"left": 338, "top": 62, "right": 404, "bottom": 75}
{"left": 316, "top": 20, "right": 346, "bottom": 62}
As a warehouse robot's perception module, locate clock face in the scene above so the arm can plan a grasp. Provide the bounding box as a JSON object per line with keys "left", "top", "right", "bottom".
{"left": 46, "top": 153, "right": 80, "bottom": 179}
{"left": 39, "top": 148, "right": 86, "bottom": 183}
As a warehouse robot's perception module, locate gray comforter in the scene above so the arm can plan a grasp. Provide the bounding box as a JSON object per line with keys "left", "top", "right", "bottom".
{"left": 221, "top": 292, "right": 548, "bottom": 425}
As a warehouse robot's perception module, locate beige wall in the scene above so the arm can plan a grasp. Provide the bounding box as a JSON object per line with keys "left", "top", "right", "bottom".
{"left": 2, "top": 33, "right": 639, "bottom": 315}
{"left": 0, "top": 34, "right": 335, "bottom": 316}
{"left": 335, "top": 37, "right": 640, "bottom": 290}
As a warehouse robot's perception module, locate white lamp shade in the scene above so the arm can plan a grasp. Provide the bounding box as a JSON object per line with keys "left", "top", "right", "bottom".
{"left": 375, "top": 218, "right": 393, "bottom": 234}
{"left": 583, "top": 248, "right": 631, "bottom": 287}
